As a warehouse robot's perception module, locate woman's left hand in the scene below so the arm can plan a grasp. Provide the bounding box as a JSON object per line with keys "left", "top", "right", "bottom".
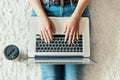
{"left": 64, "top": 17, "right": 80, "bottom": 44}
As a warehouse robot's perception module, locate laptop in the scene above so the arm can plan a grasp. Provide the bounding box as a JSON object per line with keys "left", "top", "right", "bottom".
{"left": 28, "top": 17, "right": 94, "bottom": 64}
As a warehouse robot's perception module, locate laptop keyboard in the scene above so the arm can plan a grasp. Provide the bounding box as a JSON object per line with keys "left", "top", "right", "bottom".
{"left": 36, "top": 34, "right": 83, "bottom": 52}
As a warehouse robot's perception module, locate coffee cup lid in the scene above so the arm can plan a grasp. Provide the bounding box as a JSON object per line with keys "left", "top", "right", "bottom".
{"left": 4, "top": 45, "right": 19, "bottom": 60}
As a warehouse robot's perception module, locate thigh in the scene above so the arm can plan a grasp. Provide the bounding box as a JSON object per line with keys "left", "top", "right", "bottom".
{"left": 31, "top": 4, "right": 61, "bottom": 17}
{"left": 63, "top": 4, "right": 76, "bottom": 17}
{"left": 65, "top": 64, "right": 83, "bottom": 80}
{"left": 40, "top": 64, "right": 64, "bottom": 80}
{"left": 43, "top": 5, "right": 61, "bottom": 17}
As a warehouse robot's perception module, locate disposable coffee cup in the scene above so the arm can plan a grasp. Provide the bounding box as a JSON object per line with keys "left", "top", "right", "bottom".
{"left": 4, "top": 45, "right": 20, "bottom": 61}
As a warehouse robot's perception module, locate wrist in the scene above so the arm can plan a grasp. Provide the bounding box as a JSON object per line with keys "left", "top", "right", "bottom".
{"left": 38, "top": 13, "right": 48, "bottom": 19}
{"left": 71, "top": 15, "right": 81, "bottom": 21}
{"left": 38, "top": 14, "right": 49, "bottom": 22}
{"left": 71, "top": 12, "right": 82, "bottom": 20}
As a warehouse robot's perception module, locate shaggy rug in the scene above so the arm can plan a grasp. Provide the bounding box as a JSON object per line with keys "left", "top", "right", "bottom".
{"left": 0, "top": 0, "right": 120, "bottom": 80}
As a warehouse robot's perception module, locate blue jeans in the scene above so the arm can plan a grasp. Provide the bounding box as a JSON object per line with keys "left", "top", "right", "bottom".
{"left": 31, "top": 3, "right": 90, "bottom": 80}
{"left": 31, "top": 4, "right": 90, "bottom": 17}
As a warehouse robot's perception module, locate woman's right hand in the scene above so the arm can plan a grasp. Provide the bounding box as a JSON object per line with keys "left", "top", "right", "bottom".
{"left": 39, "top": 17, "right": 55, "bottom": 44}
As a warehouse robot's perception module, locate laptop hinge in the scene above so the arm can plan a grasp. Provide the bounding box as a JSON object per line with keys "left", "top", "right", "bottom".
{"left": 35, "top": 55, "right": 83, "bottom": 60}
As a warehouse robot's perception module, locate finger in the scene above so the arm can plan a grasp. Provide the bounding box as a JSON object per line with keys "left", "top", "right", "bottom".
{"left": 72, "top": 32, "right": 76, "bottom": 43}
{"left": 47, "top": 28, "right": 53, "bottom": 42}
{"left": 64, "top": 26, "right": 70, "bottom": 42}
{"left": 76, "top": 30, "right": 79, "bottom": 40}
{"left": 77, "top": 26, "right": 79, "bottom": 40}
{"left": 42, "top": 31, "right": 46, "bottom": 42}
{"left": 40, "top": 31, "right": 43, "bottom": 40}
{"left": 51, "top": 24, "right": 56, "bottom": 33}
{"left": 43, "top": 30, "right": 48, "bottom": 43}
{"left": 44, "top": 29, "right": 50, "bottom": 44}
{"left": 68, "top": 29, "right": 74, "bottom": 44}
{"left": 64, "top": 25, "right": 67, "bottom": 33}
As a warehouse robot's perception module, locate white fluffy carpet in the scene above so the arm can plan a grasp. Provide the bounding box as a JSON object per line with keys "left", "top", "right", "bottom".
{"left": 0, "top": 0, "right": 120, "bottom": 80}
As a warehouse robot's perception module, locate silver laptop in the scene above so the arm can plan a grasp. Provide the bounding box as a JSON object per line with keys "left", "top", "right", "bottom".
{"left": 28, "top": 17, "right": 94, "bottom": 64}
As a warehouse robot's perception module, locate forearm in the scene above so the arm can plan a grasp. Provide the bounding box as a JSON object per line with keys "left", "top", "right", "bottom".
{"left": 28, "top": 0, "right": 47, "bottom": 19}
{"left": 72, "top": 0, "right": 89, "bottom": 20}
